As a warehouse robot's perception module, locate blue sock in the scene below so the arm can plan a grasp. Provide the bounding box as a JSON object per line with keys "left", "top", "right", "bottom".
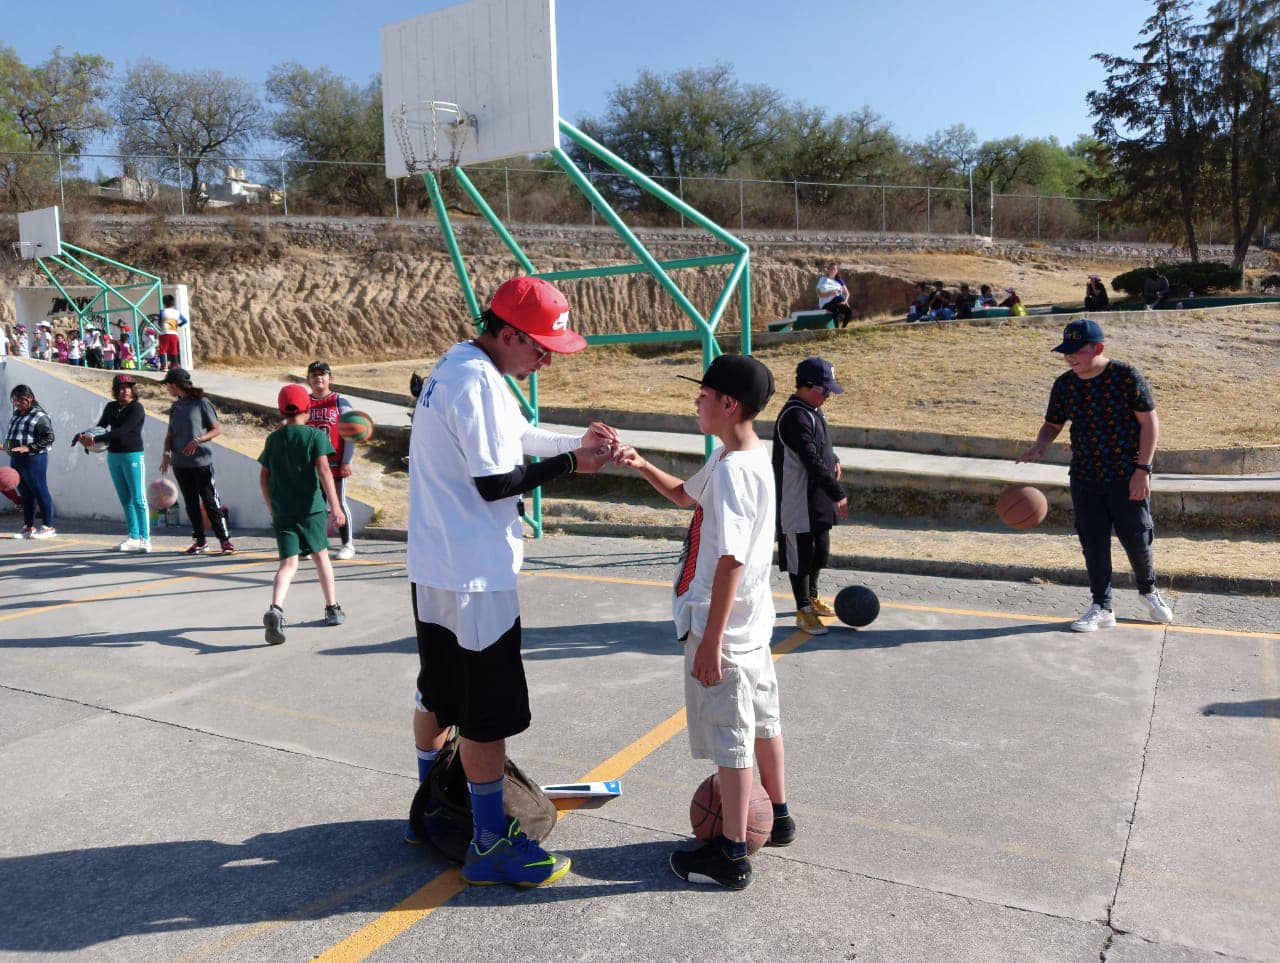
{"left": 416, "top": 747, "right": 439, "bottom": 783}
{"left": 468, "top": 777, "right": 506, "bottom": 849}
{"left": 719, "top": 836, "right": 749, "bottom": 860}
{"left": 773, "top": 801, "right": 790, "bottom": 819}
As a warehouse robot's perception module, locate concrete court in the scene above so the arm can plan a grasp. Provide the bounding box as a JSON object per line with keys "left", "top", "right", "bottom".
{"left": 1, "top": 528, "right": 1278, "bottom": 963}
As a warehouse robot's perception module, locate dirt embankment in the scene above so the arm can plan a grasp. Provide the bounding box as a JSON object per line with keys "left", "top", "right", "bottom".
{"left": 1, "top": 214, "right": 1172, "bottom": 363}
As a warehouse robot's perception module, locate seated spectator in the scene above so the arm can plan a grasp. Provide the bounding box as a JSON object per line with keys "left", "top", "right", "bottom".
{"left": 999, "top": 288, "right": 1027, "bottom": 316}
{"left": 1084, "top": 274, "right": 1109, "bottom": 311}
{"left": 907, "top": 282, "right": 932, "bottom": 322}
{"left": 816, "top": 261, "right": 855, "bottom": 328}
{"left": 954, "top": 283, "right": 978, "bottom": 319}
{"left": 1142, "top": 270, "right": 1169, "bottom": 310}
{"left": 977, "top": 284, "right": 998, "bottom": 307}
{"left": 926, "top": 281, "right": 955, "bottom": 321}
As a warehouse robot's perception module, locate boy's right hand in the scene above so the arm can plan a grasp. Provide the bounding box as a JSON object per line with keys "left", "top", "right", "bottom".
{"left": 331, "top": 508, "right": 346, "bottom": 529}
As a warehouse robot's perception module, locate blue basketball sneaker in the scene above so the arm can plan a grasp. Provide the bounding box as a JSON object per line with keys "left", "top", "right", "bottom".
{"left": 460, "top": 819, "right": 571, "bottom": 887}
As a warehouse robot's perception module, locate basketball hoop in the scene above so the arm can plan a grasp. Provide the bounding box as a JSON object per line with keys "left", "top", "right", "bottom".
{"left": 390, "top": 101, "right": 479, "bottom": 175}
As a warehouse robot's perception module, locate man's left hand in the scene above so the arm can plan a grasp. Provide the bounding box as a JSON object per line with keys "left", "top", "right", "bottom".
{"left": 1129, "top": 470, "right": 1151, "bottom": 501}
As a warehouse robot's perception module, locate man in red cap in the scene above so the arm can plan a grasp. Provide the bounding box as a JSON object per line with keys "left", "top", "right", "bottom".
{"left": 405, "top": 276, "right": 618, "bottom": 887}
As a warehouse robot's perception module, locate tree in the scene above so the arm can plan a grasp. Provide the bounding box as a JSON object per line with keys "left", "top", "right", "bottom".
{"left": 1203, "top": 0, "right": 1280, "bottom": 272}
{"left": 765, "top": 106, "right": 904, "bottom": 192}
{"left": 115, "top": 59, "right": 262, "bottom": 209}
{"left": 913, "top": 124, "right": 980, "bottom": 185}
{"left": 572, "top": 63, "right": 784, "bottom": 212}
{"left": 265, "top": 62, "right": 387, "bottom": 213}
{"left": 1088, "top": 0, "right": 1216, "bottom": 259}
{"left": 0, "top": 44, "right": 113, "bottom": 208}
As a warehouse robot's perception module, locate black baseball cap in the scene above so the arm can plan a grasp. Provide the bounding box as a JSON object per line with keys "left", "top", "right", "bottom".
{"left": 678, "top": 354, "right": 775, "bottom": 413}
{"left": 1051, "top": 319, "right": 1105, "bottom": 353}
{"left": 795, "top": 356, "right": 845, "bottom": 394}
{"left": 161, "top": 367, "right": 192, "bottom": 385}
{"left": 307, "top": 360, "right": 331, "bottom": 374}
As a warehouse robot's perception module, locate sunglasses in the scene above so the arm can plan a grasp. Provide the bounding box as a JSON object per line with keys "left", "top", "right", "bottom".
{"left": 513, "top": 328, "right": 550, "bottom": 364}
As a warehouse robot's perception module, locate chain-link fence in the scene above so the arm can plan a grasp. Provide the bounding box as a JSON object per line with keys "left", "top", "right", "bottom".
{"left": 0, "top": 147, "right": 1197, "bottom": 244}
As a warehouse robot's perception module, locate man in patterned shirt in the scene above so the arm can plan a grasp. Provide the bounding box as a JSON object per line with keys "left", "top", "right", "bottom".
{"left": 1019, "top": 319, "right": 1174, "bottom": 632}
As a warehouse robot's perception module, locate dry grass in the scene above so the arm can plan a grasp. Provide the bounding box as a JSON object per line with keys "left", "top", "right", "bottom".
{"left": 322, "top": 304, "right": 1280, "bottom": 451}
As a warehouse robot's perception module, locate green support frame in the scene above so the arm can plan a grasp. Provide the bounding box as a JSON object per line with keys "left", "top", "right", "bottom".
{"left": 34, "top": 242, "right": 164, "bottom": 345}
{"left": 417, "top": 119, "right": 753, "bottom": 537}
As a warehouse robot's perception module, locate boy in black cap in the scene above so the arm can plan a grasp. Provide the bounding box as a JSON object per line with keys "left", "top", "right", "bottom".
{"left": 616, "top": 354, "right": 794, "bottom": 890}
{"left": 1019, "top": 319, "right": 1174, "bottom": 631}
{"left": 773, "top": 357, "right": 849, "bottom": 634}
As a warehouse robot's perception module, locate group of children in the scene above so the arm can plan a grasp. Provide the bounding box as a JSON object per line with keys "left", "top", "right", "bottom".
{"left": 907, "top": 280, "right": 1025, "bottom": 322}
{"left": 7, "top": 295, "right": 189, "bottom": 372}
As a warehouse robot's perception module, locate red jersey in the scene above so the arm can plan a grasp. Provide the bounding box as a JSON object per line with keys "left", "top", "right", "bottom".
{"left": 307, "top": 392, "right": 344, "bottom": 465}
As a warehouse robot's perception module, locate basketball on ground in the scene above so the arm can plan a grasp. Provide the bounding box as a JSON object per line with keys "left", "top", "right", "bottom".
{"left": 690, "top": 772, "right": 773, "bottom": 855}
{"left": 0, "top": 466, "right": 20, "bottom": 492}
{"left": 834, "top": 585, "right": 880, "bottom": 627}
{"left": 996, "top": 484, "right": 1049, "bottom": 530}
{"left": 338, "top": 410, "right": 374, "bottom": 443}
{"left": 147, "top": 477, "right": 179, "bottom": 510}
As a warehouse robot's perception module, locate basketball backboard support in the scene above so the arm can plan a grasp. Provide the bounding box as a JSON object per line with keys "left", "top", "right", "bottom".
{"left": 380, "top": 0, "right": 559, "bottom": 177}
{"left": 17, "top": 206, "right": 62, "bottom": 260}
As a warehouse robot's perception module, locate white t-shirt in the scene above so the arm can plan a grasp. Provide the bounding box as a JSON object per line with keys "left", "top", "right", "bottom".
{"left": 671, "top": 444, "right": 777, "bottom": 651}
{"left": 816, "top": 274, "right": 844, "bottom": 308}
{"left": 406, "top": 341, "right": 576, "bottom": 592}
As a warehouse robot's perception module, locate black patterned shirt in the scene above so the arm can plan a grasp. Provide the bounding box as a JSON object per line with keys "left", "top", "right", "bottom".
{"left": 1045, "top": 360, "right": 1155, "bottom": 483}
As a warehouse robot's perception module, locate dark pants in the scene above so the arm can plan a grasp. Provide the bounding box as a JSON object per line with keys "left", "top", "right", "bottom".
{"left": 173, "top": 465, "right": 229, "bottom": 543}
{"left": 781, "top": 527, "right": 831, "bottom": 607}
{"left": 1070, "top": 476, "right": 1156, "bottom": 608}
{"left": 10, "top": 452, "right": 53, "bottom": 529}
{"left": 823, "top": 296, "right": 854, "bottom": 328}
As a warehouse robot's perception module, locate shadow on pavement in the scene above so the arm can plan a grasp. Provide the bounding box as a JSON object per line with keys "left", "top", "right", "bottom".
{"left": 1201, "top": 698, "right": 1280, "bottom": 718}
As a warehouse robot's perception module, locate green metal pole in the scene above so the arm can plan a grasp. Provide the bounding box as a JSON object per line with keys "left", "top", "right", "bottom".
{"left": 559, "top": 121, "right": 749, "bottom": 256}
{"left": 550, "top": 148, "right": 711, "bottom": 336}
{"left": 452, "top": 168, "right": 537, "bottom": 276}
{"left": 422, "top": 171, "right": 481, "bottom": 322}
{"left": 537, "top": 253, "right": 738, "bottom": 281}
{"left": 62, "top": 243, "right": 162, "bottom": 283}
{"left": 738, "top": 256, "right": 752, "bottom": 355}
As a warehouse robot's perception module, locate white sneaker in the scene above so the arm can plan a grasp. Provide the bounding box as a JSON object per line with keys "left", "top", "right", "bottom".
{"left": 333, "top": 543, "right": 356, "bottom": 560}
{"left": 1070, "top": 603, "right": 1117, "bottom": 633}
{"left": 117, "top": 537, "right": 139, "bottom": 551}
{"left": 1141, "top": 589, "right": 1174, "bottom": 624}
{"left": 31, "top": 526, "right": 56, "bottom": 540}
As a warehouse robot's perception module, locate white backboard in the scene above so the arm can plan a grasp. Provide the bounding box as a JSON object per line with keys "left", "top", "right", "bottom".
{"left": 17, "top": 206, "right": 62, "bottom": 259}
{"left": 380, "top": 0, "right": 560, "bottom": 177}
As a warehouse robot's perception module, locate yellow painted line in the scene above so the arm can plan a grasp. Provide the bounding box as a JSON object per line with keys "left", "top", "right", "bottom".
{"left": 525, "top": 568, "right": 1280, "bottom": 642}
{"left": 0, "top": 556, "right": 275, "bottom": 624}
{"left": 317, "top": 629, "right": 814, "bottom": 962}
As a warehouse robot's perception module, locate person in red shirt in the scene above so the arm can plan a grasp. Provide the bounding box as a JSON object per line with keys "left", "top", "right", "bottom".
{"left": 305, "top": 360, "right": 356, "bottom": 559}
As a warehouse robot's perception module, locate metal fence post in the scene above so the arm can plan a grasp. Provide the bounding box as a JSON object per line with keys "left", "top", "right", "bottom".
{"left": 739, "top": 177, "right": 744, "bottom": 232}
{"left": 393, "top": 177, "right": 399, "bottom": 218}
{"left": 56, "top": 148, "right": 65, "bottom": 210}
{"left": 881, "top": 184, "right": 886, "bottom": 234}
{"left": 1036, "top": 194, "right": 1041, "bottom": 240}
{"left": 793, "top": 180, "right": 800, "bottom": 231}
{"left": 177, "top": 146, "right": 185, "bottom": 216}
{"left": 989, "top": 181, "right": 994, "bottom": 239}
{"left": 968, "top": 167, "right": 975, "bottom": 235}
{"left": 280, "top": 151, "right": 288, "bottom": 217}
{"left": 678, "top": 174, "right": 685, "bottom": 229}
{"left": 926, "top": 186, "right": 931, "bottom": 235}
{"left": 503, "top": 162, "right": 511, "bottom": 222}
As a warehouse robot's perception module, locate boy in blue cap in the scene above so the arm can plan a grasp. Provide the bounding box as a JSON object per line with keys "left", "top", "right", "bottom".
{"left": 1019, "top": 319, "right": 1174, "bottom": 631}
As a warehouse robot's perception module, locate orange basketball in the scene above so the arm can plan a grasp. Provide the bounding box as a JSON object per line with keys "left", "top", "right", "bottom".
{"left": 996, "top": 484, "right": 1049, "bottom": 530}
{"left": 690, "top": 772, "right": 774, "bottom": 855}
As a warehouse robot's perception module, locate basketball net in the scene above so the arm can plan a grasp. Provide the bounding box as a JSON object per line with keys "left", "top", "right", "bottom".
{"left": 390, "top": 101, "right": 478, "bottom": 175}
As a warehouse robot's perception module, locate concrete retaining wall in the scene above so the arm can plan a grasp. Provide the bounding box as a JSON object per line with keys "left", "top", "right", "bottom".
{"left": 0, "top": 358, "right": 373, "bottom": 535}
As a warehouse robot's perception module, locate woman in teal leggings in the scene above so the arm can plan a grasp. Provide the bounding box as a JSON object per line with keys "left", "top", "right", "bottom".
{"left": 80, "top": 373, "right": 150, "bottom": 552}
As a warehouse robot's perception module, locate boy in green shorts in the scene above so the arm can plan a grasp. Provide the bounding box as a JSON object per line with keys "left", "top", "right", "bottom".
{"left": 257, "top": 384, "right": 347, "bottom": 645}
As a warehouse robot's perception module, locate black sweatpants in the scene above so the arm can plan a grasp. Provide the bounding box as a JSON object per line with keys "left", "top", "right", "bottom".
{"left": 173, "top": 465, "right": 229, "bottom": 543}
{"left": 1070, "top": 476, "right": 1156, "bottom": 608}
{"left": 780, "top": 527, "right": 832, "bottom": 608}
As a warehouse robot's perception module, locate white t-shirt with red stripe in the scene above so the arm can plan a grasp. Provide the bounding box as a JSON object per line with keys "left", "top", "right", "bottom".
{"left": 672, "top": 443, "right": 776, "bottom": 651}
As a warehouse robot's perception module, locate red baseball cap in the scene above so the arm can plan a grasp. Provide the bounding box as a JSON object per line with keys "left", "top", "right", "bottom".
{"left": 489, "top": 276, "right": 586, "bottom": 354}
{"left": 278, "top": 383, "right": 311, "bottom": 415}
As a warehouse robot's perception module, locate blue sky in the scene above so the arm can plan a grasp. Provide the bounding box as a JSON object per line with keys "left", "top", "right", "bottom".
{"left": 6, "top": 0, "right": 1176, "bottom": 157}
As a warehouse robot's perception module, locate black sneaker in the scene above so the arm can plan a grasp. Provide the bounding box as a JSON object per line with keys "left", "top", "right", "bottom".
{"left": 324, "top": 603, "right": 345, "bottom": 626}
{"left": 768, "top": 813, "right": 796, "bottom": 847}
{"left": 670, "top": 838, "right": 752, "bottom": 890}
{"left": 263, "top": 606, "right": 286, "bottom": 645}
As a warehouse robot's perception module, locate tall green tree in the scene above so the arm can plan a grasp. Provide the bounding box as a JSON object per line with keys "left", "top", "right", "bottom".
{"left": 765, "top": 106, "right": 904, "bottom": 196}
{"left": 265, "top": 62, "right": 387, "bottom": 213}
{"left": 115, "top": 59, "right": 262, "bottom": 210}
{"left": 0, "top": 45, "right": 112, "bottom": 208}
{"left": 1203, "top": 0, "right": 1280, "bottom": 272}
{"left": 1088, "top": 0, "right": 1216, "bottom": 258}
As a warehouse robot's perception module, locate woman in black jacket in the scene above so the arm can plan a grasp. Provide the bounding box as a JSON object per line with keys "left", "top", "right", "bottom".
{"left": 5, "top": 384, "right": 56, "bottom": 539}
{"left": 80, "top": 373, "right": 150, "bottom": 552}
